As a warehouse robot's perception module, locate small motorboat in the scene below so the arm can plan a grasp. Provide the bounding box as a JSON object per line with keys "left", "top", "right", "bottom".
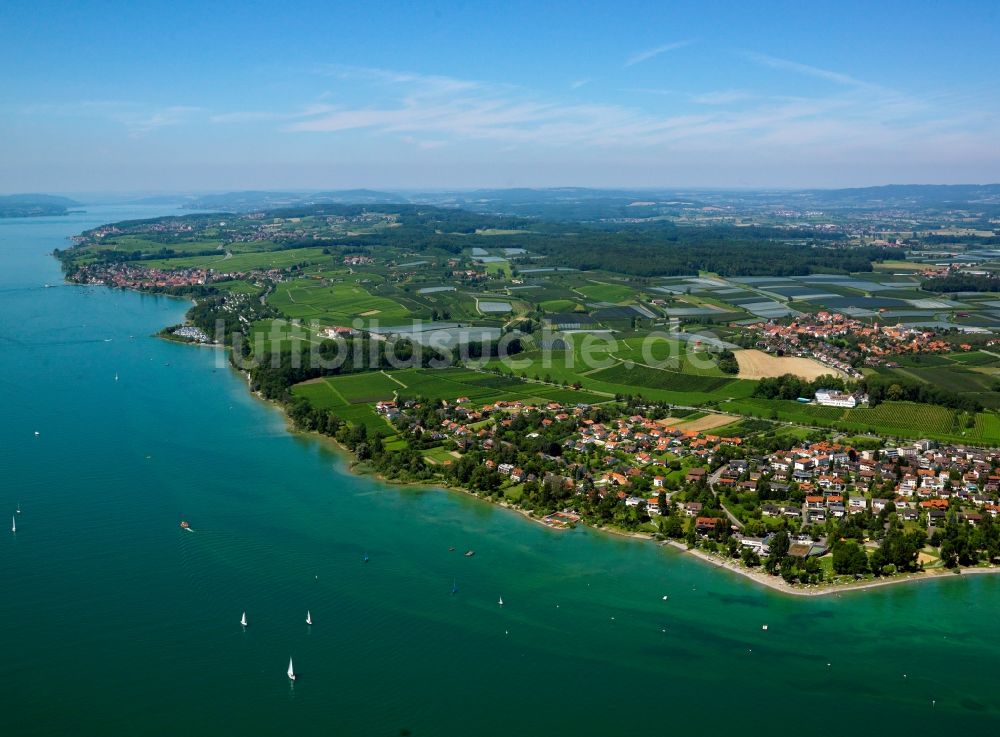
{"left": 464, "top": 550, "right": 475, "bottom": 557}
{"left": 179, "top": 520, "right": 192, "bottom": 531}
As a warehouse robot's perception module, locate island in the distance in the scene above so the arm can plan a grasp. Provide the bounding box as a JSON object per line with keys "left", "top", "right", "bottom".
{"left": 56, "top": 187, "right": 1000, "bottom": 594}
{"left": 0, "top": 194, "right": 80, "bottom": 218}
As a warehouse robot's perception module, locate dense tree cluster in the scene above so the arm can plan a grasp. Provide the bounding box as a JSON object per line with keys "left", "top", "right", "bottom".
{"left": 921, "top": 273, "right": 1000, "bottom": 293}
{"left": 717, "top": 349, "right": 740, "bottom": 375}
{"left": 753, "top": 373, "right": 847, "bottom": 400}
{"left": 860, "top": 376, "right": 982, "bottom": 413}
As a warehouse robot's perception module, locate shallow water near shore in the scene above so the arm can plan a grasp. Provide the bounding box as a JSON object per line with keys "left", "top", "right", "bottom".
{"left": 2, "top": 206, "right": 1000, "bottom": 736}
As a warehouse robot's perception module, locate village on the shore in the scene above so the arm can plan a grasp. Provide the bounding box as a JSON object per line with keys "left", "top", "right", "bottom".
{"left": 365, "top": 389, "right": 1000, "bottom": 588}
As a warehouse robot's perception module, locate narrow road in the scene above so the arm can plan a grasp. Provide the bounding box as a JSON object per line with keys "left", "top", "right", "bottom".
{"left": 709, "top": 466, "right": 744, "bottom": 530}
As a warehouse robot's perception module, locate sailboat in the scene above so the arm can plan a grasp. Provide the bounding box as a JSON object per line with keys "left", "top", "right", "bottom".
{"left": 451, "top": 578, "right": 458, "bottom": 595}
{"left": 498, "top": 595, "right": 504, "bottom": 606}
{"left": 114, "top": 372, "right": 119, "bottom": 382}
{"left": 305, "top": 610, "right": 312, "bottom": 626}
{"left": 287, "top": 657, "right": 296, "bottom": 681}
{"left": 363, "top": 552, "right": 369, "bottom": 563}
{"left": 16, "top": 503, "right": 21, "bottom": 515}
{"left": 240, "top": 611, "right": 247, "bottom": 627}
{"left": 11, "top": 516, "right": 15, "bottom": 533}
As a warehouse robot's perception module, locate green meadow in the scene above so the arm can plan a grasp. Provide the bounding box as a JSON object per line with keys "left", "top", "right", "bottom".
{"left": 270, "top": 280, "right": 413, "bottom": 327}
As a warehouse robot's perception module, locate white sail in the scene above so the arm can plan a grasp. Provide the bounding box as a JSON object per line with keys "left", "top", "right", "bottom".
{"left": 498, "top": 595, "right": 503, "bottom": 606}
{"left": 240, "top": 611, "right": 247, "bottom": 627}
{"left": 305, "top": 610, "right": 312, "bottom": 625}
{"left": 11, "top": 516, "right": 15, "bottom": 533}
{"left": 287, "top": 657, "right": 296, "bottom": 680}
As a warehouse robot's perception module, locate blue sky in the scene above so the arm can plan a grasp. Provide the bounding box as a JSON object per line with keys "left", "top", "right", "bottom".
{"left": 1, "top": 0, "right": 998, "bottom": 192}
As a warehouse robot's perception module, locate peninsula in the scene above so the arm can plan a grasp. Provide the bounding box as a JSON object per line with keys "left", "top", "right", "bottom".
{"left": 57, "top": 187, "right": 1000, "bottom": 592}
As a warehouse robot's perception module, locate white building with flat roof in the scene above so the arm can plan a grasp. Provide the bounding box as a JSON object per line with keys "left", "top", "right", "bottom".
{"left": 815, "top": 389, "right": 857, "bottom": 408}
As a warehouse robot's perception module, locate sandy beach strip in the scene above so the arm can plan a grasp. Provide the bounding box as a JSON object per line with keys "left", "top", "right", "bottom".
{"left": 665, "top": 540, "right": 1000, "bottom": 597}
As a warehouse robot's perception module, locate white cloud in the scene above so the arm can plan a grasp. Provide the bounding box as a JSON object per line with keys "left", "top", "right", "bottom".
{"left": 744, "top": 52, "right": 877, "bottom": 90}
{"left": 206, "top": 63, "right": 997, "bottom": 178}
{"left": 624, "top": 40, "right": 696, "bottom": 68}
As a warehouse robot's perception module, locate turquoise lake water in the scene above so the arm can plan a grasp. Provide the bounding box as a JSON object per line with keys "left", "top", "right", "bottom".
{"left": 1, "top": 206, "right": 999, "bottom": 736}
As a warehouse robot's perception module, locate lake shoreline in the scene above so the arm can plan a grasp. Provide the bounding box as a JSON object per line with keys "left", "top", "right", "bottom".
{"left": 665, "top": 540, "right": 1000, "bottom": 597}
{"left": 125, "top": 286, "right": 1000, "bottom": 599}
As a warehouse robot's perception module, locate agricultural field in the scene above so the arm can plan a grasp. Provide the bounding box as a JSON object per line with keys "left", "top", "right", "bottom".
{"left": 270, "top": 280, "right": 413, "bottom": 327}
{"left": 68, "top": 201, "right": 1000, "bottom": 451}
{"left": 590, "top": 362, "right": 736, "bottom": 394}
{"left": 725, "top": 398, "right": 848, "bottom": 424}
{"left": 842, "top": 402, "right": 957, "bottom": 437}
{"left": 291, "top": 379, "right": 394, "bottom": 436}
{"left": 292, "top": 366, "right": 609, "bottom": 434}
{"left": 141, "top": 247, "right": 335, "bottom": 272}
{"left": 576, "top": 281, "right": 636, "bottom": 303}
{"left": 734, "top": 349, "right": 846, "bottom": 380}
{"left": 539, "top": 299, "right": 581, "bottom": 313}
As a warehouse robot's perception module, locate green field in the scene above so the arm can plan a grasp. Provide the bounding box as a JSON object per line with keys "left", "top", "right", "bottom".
{"left": 970, "top": 413, "right": 1000, "bottom": 444}
{"left": 291, "top": 379, "right": 394, "bottom": 435}
{"left": 576, "top": 282, "right": 636, "bottom": 303}
{"left": 270, "top": 280, "right": 412, "bottom": 327}
{"left": 726, "top": 398, "right": 847, "bottom": 424}
{"left": 843, "top": 402, "right": 957, "bottom": 436}
{"left": 613, "top": 335, "right": 726, "bottom": 376}
{"left": 882, "top": 364, "right": 999, "bottom": 400}
{"left": 111, "top": 235, "right": 225, "bottom": 254}
{"left": 948, "top": 351, "right": 1000, "bottom": 367}
{"left": 140, "top": 247, "right": 334, "bottom": 272}
{"left": 539, "top": 299, "right": 580, "bottom": 313}
{"left": 293, "top": 367, "right": 610, "bottom": 433}
{"left": 590, "top": 362, "right": 735, "bottom": 394}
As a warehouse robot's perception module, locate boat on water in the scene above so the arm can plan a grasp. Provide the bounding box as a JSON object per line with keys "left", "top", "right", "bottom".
{"left": 464, "top": 550, "right": 475, "bottom": 557}
{"left": 363, "top": 553, "right": 369, "bottom": 563}
{"left": 451, "top": 579, "right": 458, "bottom": 595}
{"left": 11, "top": 516, "right": 15, "bottom": 533}
{"left": 114, "top": 372, "right": 119, "bottom": 381}
{"left": 498, "top": 595, "right": 503, "bottom": 606}
{"left": 287, "top": 657, "right": 296, "bottom": 681}
{"left": 240, "top": 611, "right": 247, "bottom": 627}
{"left": 306, "top": 610, "right": 312, "bottom": 626}
{"left": 179, "top": 520, "right": 192, "bottom": 532}
{"left": 16, "top": 503, "right": 20, "bottom": 515}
